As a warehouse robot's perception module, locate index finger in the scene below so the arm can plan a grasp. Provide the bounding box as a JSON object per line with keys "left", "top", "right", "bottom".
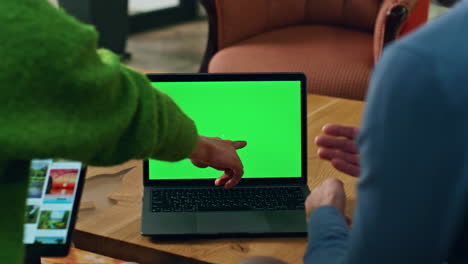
{"left": 315, "top": 135, "right": 358, "bottom": 153}
{"left": 322, "top": 124, "right": 359, "bottom": 140}
{"left": 231, "top": 140, "right": 247, "bottom": 150}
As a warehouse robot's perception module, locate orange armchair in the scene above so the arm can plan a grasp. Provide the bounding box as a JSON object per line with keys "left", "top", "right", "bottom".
{"left": 200, "top": 0, "right": 426, "bottom": 100}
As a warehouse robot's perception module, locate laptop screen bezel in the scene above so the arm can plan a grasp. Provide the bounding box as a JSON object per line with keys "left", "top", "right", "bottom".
{"left": 144, "top": 73, "right": 307, "bottom": 186}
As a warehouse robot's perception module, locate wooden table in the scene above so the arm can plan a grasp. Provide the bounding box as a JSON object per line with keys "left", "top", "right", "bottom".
{"left": 73, "top": 94, "right": 365, "bottom": 264}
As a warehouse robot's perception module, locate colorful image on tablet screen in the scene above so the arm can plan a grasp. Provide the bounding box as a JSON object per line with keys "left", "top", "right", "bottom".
{"left": 23, "top": 160, "right": 82, "bottom": 245}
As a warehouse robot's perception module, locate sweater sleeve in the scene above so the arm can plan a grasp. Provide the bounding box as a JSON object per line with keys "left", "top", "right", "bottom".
{"left": 0, "top": 1, "right": 198, "bottom": 165}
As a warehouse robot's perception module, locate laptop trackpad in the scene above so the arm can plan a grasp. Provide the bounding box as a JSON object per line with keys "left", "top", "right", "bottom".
{"left": 196, "top": 212, "right": 269, "bottom": 234}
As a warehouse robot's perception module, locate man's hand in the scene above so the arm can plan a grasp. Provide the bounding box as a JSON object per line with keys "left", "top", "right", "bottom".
{"left": 189, "top": 136, "right": 247, "bottom": 189}
{"left": 305, "top": 178, "right": 346, "bottom": 221}
{"left": 315, "top": 124, "right": 360, "bottom": 177}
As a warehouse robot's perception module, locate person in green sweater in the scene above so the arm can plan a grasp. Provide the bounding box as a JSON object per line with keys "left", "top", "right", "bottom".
{"left": 0, "top": 1, "right": 247, "bottom": 263}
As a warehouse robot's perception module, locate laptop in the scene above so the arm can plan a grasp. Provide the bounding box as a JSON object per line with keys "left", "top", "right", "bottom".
{"left": 141, "top": 73, "right": 309, "bottom": 236}
{"left": 24, "top": 159, "right": 86, "bottom": 261}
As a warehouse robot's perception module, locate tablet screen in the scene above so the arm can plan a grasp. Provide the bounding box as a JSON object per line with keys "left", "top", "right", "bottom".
{"left": 24, "top": 159, "right": 83, "bottom": 245}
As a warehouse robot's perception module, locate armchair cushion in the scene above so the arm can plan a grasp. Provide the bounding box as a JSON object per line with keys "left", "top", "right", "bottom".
{"left": 211, "top": 0, "right": 383, "bottom": 50}
{"left": 305, "top": 0, "right": 381, "bottom": 32}
{"left": 208, "top": 25, "right": 373, "bottom": 100}
{"left": 213, "top": 0, "right": 305, "bottom": 49}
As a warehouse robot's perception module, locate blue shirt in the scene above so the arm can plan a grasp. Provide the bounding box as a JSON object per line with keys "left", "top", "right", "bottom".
{"left": 305, "top": 2, "right": 468, "bottom": 263}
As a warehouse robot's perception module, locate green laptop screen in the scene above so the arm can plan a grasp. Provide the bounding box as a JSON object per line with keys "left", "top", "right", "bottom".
{"left": 149, "top": 80, "right": 302, "bottom": 180}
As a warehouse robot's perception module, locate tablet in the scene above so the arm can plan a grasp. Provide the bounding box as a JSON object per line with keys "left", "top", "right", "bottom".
{"left": 24, "top": 159, "right": 86, "bottom": 258}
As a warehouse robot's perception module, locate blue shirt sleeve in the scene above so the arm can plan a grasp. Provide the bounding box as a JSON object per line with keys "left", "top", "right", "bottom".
{"left": 304, "top": 43, "right": 466, "bottom": 263}
{"left": 305, "top": 206, "right": 349, "bottom": 263}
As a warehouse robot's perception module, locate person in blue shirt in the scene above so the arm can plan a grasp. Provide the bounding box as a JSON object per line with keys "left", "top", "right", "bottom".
{"left": 305, "top": 0, "right": 468, "bottom": 263}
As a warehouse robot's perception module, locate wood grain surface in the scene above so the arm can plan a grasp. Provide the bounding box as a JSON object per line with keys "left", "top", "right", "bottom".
{"left": 73, "top": 95, "right": 365, "bottom": 264}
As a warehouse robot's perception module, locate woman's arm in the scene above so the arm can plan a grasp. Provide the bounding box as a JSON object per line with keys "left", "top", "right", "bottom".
{"left": 0, "top": 1, "right": 197, "bottom": 165}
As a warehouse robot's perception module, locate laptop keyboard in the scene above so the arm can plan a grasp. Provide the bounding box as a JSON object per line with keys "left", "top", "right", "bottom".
{"left": 151, "top": 187, "right": 306, "bottom": 212}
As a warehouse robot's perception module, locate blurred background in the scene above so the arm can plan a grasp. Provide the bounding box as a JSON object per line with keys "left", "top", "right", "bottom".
{"left": 47, "top": 0, "right": 449, "bottom": 73}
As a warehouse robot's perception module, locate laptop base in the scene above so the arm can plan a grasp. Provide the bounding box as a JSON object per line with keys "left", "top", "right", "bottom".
{"left": 141, "top": 185, "right": 309, "bottom": 236}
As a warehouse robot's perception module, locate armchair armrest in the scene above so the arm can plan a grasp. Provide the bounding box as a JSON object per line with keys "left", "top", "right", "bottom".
{"left": 373, "top": 0, "right": 419, "bottom": 63}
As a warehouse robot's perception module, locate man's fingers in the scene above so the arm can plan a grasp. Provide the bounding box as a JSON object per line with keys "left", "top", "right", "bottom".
{"left": 315, "top": 135, "right": 358, "bottom": 154}
{"left": 322, "top": 124, "right": 359, "bottom": 140}
{"left": 231, "top": 140, "right": 247, "bottom": 149}
{"left": 190, "top": 159, "right": 208, "bottom": 168}
{"left": 317, "top": 148, "right": 359, "bottom": 165}
{"left": 331, "top": 159, "right": 360, "bottom": 177}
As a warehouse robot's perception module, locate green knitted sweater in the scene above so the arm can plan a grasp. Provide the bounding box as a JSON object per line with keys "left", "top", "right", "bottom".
{"left": 0, "top": 1, "right": 198, "bottom": 263}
